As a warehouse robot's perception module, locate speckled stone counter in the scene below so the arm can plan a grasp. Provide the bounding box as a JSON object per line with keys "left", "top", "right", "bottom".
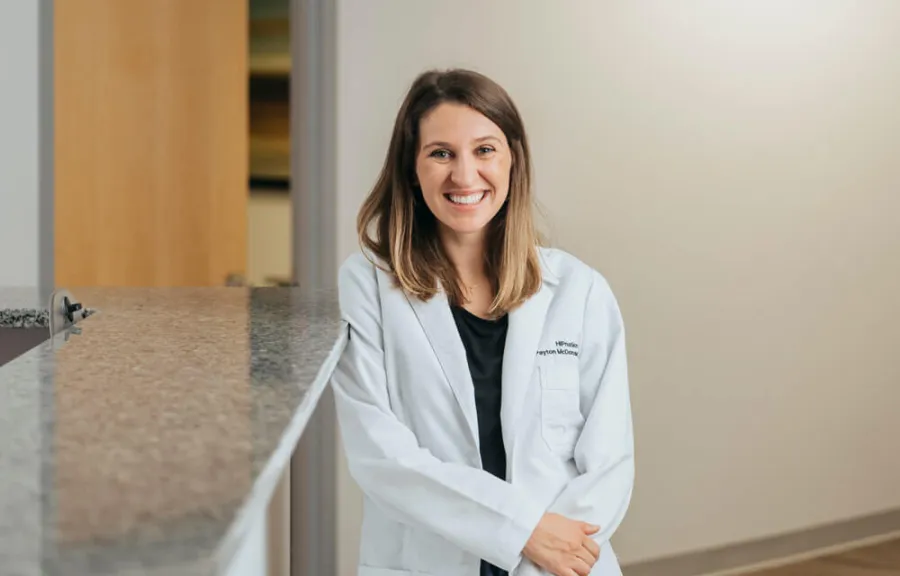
{"left": 0, "top": 287, "right": 346, "bottom": 576}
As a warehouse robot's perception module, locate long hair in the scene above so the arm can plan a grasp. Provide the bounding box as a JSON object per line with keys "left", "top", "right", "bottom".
{"left": 357, "top": 68, "right": 542, "bottom": 316}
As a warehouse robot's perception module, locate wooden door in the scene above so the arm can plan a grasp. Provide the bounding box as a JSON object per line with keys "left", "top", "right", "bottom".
{"left": 55, "top": 0, "right": 247, "bottom": 287}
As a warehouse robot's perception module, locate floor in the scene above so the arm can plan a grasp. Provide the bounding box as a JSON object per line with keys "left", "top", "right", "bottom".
{"left": 743, "top": 538, "right": 900, "bottom": 575}
{"left": 0, "top": 328, "right": 48, "bottom": 367}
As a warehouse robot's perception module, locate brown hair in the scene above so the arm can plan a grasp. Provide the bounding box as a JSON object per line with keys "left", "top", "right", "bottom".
{"left": 357, "top": 68, "right": 542, "bottom": 316}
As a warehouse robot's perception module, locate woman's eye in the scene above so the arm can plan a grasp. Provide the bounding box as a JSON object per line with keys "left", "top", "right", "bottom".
{"left": 477, "top": 146, "right": 496, "bottom": 155}
{"left": 429, "top": 149, "right": 451, "bottom": 159}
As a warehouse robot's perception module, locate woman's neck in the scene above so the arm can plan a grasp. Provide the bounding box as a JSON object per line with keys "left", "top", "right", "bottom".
{"left": 440, "top": 227, "right": 487, "bottom": 285}
{"left": 440, "top": 227, "right": 495, "bottom": 317}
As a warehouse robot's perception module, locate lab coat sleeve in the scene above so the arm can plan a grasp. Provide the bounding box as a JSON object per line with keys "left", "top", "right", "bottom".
{"left": 515, "top": 271, "right": 635, "bottom": 576}
{"left": 331, "top": 256, "right": 546, "bottom": 572}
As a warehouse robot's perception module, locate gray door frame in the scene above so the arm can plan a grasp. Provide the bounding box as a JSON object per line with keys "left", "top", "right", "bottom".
{"left": 289, "top": 0, "right": 339, "bottom": 575}
{"left": 39, "top": 0, "right": 54, "bottom": 301}
{"left": 291, "top": 0, "right": 338, "bottom": 290}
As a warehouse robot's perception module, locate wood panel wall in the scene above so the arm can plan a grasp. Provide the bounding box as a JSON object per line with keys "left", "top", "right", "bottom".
{"left": 54, "top": 0, "right": 248, "bottom": 287}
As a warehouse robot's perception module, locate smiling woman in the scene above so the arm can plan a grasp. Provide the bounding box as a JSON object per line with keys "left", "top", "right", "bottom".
{"left": 333, "top": 68, "right": 635, "bottom": 576}
{"left": 356, "top": 69, "right": 542, "bottom": 319}
{"left": 416, "top": 105, "right": 511, "bottom": 232}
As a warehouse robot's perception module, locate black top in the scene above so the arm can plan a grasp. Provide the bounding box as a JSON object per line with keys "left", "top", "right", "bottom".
{"left": 450, "top": 305, "right": 510, "bottom": 576}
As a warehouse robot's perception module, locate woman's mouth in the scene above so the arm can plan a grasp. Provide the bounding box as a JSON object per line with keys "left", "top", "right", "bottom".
{"left": 445, "top": 191, "right": 486, "bottom": 206}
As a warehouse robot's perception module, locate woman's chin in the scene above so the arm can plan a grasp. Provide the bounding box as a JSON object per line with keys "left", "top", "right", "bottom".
{"left": 437, "top": 216, "right": 492, "bottom": 238}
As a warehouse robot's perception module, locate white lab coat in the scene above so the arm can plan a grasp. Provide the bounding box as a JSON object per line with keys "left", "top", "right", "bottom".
{"left": 331, "top": 247, "right": 634, "bottom": 576}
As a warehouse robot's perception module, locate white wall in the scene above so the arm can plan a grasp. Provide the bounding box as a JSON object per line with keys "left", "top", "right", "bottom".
{"left": 333, "top": 0, "right": 900, "bottom": 568}
{"left": 0, "top": 2, "right": 41, "bottom": 288}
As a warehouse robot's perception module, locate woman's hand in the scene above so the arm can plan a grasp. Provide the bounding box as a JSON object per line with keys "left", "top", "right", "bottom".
{"left": 522, "top": 513, "right": 601, "bottom": 576}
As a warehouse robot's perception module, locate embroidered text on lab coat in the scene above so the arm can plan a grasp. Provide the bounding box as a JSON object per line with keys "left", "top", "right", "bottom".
{"left": 536, "top": 340, "right": 579, "bottom": 357}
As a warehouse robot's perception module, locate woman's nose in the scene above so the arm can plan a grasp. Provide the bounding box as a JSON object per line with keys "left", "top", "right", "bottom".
{"left": 450, "top": 154, "right": 478, "bottom": 187}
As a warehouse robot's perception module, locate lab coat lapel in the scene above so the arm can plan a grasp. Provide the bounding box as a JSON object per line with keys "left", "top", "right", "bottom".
{"left": 501, "top": 281, "right": 553, "bottom": 457}
{"left": 407, "top": 291, "right": 480, "bottom": 447}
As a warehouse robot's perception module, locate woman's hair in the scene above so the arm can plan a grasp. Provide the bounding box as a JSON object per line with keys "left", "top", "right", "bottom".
{"left": 357, "top": 68, "right": 542, "bottom": 316}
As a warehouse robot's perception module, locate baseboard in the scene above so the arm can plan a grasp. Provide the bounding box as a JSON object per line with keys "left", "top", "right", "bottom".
{"left": 622, "top": 507, "right": 900, "bottom": 576}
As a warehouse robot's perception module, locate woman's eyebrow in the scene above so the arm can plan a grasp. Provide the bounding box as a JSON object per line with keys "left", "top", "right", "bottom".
{"left": 421, "top": 135, "right": 502, "bottom": 149}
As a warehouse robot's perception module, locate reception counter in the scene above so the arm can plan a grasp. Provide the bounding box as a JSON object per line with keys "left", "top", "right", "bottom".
{"left": 0, "top": 287, "right": 346, "bottom": 575}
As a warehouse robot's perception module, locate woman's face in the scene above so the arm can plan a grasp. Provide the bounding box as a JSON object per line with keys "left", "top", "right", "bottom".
{"left": 415, "top": 103, "right": 511, "bottom": 238}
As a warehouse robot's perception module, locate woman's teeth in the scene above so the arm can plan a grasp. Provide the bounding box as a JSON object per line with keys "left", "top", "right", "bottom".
{"left": 447, "top": 192, "right": 485, "bottom": 205}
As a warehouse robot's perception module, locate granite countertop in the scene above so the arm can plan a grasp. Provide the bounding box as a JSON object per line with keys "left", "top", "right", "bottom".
{"left": 0, "top": 287, "right": 347, "bottom": 576}
{"left": 0, "top": 288, "right": 50, "bottom": 328}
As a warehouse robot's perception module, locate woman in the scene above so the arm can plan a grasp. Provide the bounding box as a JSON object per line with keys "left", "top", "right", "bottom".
{"left": 332, "top": 68, "right": 634, "bottom": 576}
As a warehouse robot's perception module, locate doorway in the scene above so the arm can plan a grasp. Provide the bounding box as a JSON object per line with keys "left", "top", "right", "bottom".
{"left": 248, "top": 0, "right": 292, "bottom": 287}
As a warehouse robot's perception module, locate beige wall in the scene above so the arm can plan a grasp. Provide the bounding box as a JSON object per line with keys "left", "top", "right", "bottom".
{"left": 333, "top": 0, "right": 900, "bottom": 568}
{"left": 248, "top": 191, "right": 292, "bottom": 286}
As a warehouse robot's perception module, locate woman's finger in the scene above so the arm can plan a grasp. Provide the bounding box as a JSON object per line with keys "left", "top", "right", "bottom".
{"left": 574, "top": 544, "right": 597, "bottom": 566}
{"left": 582, "top": 535, "right": 601, "bottom": 559}
{"left": 570, "top": 556, "right": 594, "bottom": 576}
{"left": 581, "top": 522, "right": 600, "bottom": 535}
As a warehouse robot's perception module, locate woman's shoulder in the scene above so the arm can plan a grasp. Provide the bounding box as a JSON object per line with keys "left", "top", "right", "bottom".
{"left": 537, "top": 246, "right": 610, "bottom": 288}
{"left": 339, "top": 250, "right": 376, "bottom": 276}
{"left": 538, "top": 247, "right": 623, "bottom": 325}
{"left": 338, "top": 250, "right": 386, "bottom": 302}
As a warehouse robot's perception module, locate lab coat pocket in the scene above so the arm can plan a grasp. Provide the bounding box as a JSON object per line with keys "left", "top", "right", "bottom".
{"left": 538, "top": 362, "right": 584, "bottom": 457}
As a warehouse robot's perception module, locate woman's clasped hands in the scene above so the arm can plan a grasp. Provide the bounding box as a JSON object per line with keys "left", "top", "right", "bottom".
{"left": 523, "top": 512, "right": 601, "bottom": 576}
